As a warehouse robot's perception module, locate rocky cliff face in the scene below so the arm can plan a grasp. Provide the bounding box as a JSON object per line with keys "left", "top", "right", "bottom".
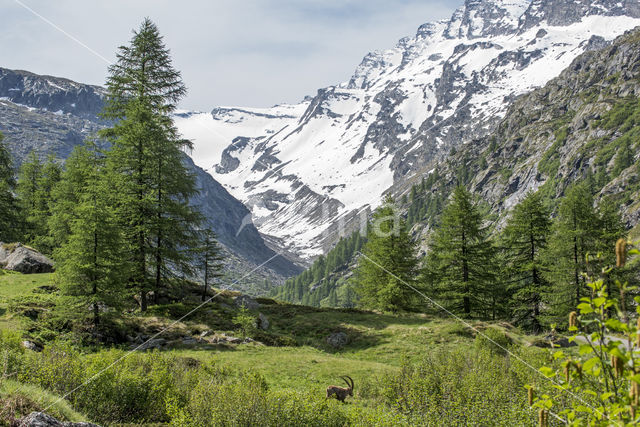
{"left": 410, "top": 27, "right": 640, "bottom": 241}
{"left": 176, "top": 0, "right": 640, "bottom": 259}
{"left": 0, "top": 67, "right": 301, "bottom": 291}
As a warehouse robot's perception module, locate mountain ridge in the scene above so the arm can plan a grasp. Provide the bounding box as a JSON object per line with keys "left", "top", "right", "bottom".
{"left": 176, "top": 0, "right": 640, "bottom": 260}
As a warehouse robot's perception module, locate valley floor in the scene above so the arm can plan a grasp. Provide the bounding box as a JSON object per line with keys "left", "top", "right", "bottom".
{"left": 0, "top": 273, "right": 554, "bottom": 426}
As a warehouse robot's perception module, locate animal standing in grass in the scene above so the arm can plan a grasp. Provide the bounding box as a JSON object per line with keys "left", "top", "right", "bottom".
{"left": 326, "top": 376, "right": 354, "bottom": 402}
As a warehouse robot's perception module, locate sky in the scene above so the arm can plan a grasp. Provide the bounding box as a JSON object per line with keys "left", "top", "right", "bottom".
{"left": 0, "top": 0, "right": 461, "bottom": 111}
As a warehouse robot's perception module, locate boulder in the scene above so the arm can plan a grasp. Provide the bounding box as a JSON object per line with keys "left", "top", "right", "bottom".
{"left": 0, "top": 243, "right": 54, "bottom": 274}
{"left": 530, "top": 335, "right": 577, "bottom": 348}
{"left": 233, "top": 295, "right": 259, "bottom": 310}
{"left": 19, "top": 411, "right": 100, "bottom": 426}
{"left": 258, "top": 313, "right": 269, "bottom": 330}
{"left": 181, "top": 337, "right": 197, "bottom": 346}
{"left": 132, "top": 338, "right": 166, "bottom": 351}
{"left": 21, "top": 340, "right": 43, "bottom": 352}
{"left": 327, "top": 332, "right": 349, "bottom": 349}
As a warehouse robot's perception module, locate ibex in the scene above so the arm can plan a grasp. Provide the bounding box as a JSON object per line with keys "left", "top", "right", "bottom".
{"left": 326, "top": 376, "right": 354, "bottom": 402}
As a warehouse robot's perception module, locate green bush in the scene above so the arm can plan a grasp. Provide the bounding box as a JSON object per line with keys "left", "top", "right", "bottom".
{"left": 371, "top": 348, "right": 532, "bottom": 426}
{"left": 474, "top": 327, "right": 512, "bottom": 355}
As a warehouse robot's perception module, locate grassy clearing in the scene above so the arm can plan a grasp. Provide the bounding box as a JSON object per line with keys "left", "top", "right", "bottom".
{"left": 0, "top": 272, "right": 553, "bottom": 425}
{"left": 0, "top": 272, "right": 54, "bottom": 333}
{"left": 173, "top": 345, "right": 399, "bottom": 394}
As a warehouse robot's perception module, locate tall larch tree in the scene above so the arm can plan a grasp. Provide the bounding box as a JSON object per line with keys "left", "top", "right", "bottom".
{"left": 543, "top": 182, "right": 601, "bottom": 322}
{"left": 100, "top": 18, "right": 202, "bottom": 311}
{"left": 353, "top": 196, "right": 419, "bottom": 312}
{"left": 54, "top": 141, "right": 125, "bottom": 328}
{"left": 500, "top": 191, "right": 551, "bottom": 331}
{"left": 423, "top": 186, "right": 497, "bottom": 317}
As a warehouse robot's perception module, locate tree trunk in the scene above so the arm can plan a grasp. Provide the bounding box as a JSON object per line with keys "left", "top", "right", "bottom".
{"left": 202, "top": 256, "right": 208, "bottom": 302}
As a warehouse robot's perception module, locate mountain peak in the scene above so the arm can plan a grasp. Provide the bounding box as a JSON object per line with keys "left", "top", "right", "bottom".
{"left": 519, "top": 0, "right": 640, "bottom": 30}
{"left": 444, "top": 0, "right": 530, "bottom": 39}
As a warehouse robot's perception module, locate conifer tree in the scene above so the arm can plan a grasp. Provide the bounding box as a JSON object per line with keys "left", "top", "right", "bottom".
{"left": 612, "top": 139, "right": 633, "bottom": 177}
{"left": 423, "top": 186, "right": 497, "bottom": 317}
{"left": 196, "top": 229, "right": 224, "bottom": 302}
{"left": 500, "top": 191, "right": 551, "bottom": 331}
{"left": 0, "top": 131, "right": 21, "bottom": 242}
{"left": 543, "top": 183, "right": 601, "bottom": 321}
{"left": 16, "top": 152, "right": 61, "bottom": 252}
{"left": 100, "top": 19, "right": 202, "bottom": 311}
{"left": 54, "top": 142, "right": 125, "bottom": 328}
{"left": 353, "top": 196, "right": 419, "bottom": 312}
{"left": 16, "top": 151, "right": 42, "bottom": 243}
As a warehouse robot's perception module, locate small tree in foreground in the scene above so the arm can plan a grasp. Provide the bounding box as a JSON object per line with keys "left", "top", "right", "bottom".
{"left": 530, "top": 238, "right": 640, "bottom": 425}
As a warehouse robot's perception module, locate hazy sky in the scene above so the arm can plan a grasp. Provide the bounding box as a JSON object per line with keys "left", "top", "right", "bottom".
{"left": 0, "top": 0, "right": 461, "bottom": 110}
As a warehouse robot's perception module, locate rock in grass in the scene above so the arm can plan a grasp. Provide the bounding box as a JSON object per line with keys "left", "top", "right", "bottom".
{"left": 21, "top": 340, "right": 43, "bottom": 352}
{"left": 233, "top": 295, "right": 259, "bottom": 310}
{"left": 18, "top": 411, "right": 100, "bottom": 426}
{"left": 258, "top": 312, "right": 269, "bottom": 330}
{"left": 0, "top": 243, "right": 54, "bottom": 274}
{"left": 327, "top": 332, "right": 349, "bottom": 349}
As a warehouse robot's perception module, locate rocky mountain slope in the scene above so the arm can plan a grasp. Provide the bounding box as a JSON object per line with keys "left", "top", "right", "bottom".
{"left": 450, "top": 26, "right": 640, "bottom": 229}
{"left": 0, "top": 68, "right": 301, "bottom": 292}
{"left": 176, "top": 0, "right": 640, "bottom": 259}
{"left": 275, "top": 26, "right": 640, "bottom": 309}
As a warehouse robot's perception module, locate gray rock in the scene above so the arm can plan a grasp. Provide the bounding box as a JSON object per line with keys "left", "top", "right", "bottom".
{"left": 327, "top": 332, "right": 349, "bottom": 349}
{"left": 258, "top": 312, "right": 270, "bottom": 330}
{"left": 0, "top": 243, "right": 54, "bottom": 274}
{"left": 18, "top": 411, "right": 101, "bottom": 426}
{"left": 21, "top": 340, "right": 43, "bottom": 352}
{"left": 224, "top": 335, "right": 242, "bottom": 344}
{"left": 181, "top": 337, "right": 197, "bottom": 346}
{"left": 132, "top": 338, "right": 166, "bottom": 351}
{"left": 233, "top": 295, "right": 259, "bottom": 310}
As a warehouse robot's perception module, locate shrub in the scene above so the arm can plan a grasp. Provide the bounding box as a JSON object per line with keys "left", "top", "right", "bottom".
{"left": 373, "top": 347, "right": 532, "bottom": 425}
{"left": 474, "top": 327, "right": 512, "bottom": 355}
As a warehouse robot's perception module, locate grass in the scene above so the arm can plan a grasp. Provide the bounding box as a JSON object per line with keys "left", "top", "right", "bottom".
{"left": 0, "top": 272, "right": 55, "bottom": 333}
{"left": 0, "top": 272, "right": 53, "bottom": 300}
{"left": 0, "top": 272, "right": 551, "bottom": 425}
{"left": 0, "top": 379, "right": 87, "bottom": 423}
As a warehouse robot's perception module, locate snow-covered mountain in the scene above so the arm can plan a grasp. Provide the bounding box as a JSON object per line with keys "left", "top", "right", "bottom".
{"left": 176, "top": 0, "right": 640, "bottom": 259}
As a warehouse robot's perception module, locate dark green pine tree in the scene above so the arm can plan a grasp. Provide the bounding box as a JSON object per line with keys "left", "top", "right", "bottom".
{"left": 423, "top": 186, "right": 497, "bottom": 317}
{"left": 53, "top": 141, "right": 125, "bottom": 328}
{"left": 16, "top": 151, "right": 43, "bottom": 244}
{"left": 35, "top": 156, "right": 62, "bottom": 252}
{"left": 100, "top": 19, "right": 202, "bottom": 311}
{"left": 500, "top": 191, "right": 551, "bottom": 331}
{"left": 353, "top": 196, "right": 419, "bottom": 312}
{"left": 16, "top": 152, "right": 61, "bottom": 252}
{"left": 0, "top": 131, "right": 21, "bottom": 242}
{"left": 612, "top": 139, "right": 633, "bottom": 178}
{"left": 543, "top": 183, "right": 601, "bottom": 322}
{"left": 328, "top": 288, "right": 338, "bottom": 307}
{"left": 196, "top": 229, "right": 224, "bottom": 302}
{"left": 342, "top": 284, "right": 357, "bottom": 308}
